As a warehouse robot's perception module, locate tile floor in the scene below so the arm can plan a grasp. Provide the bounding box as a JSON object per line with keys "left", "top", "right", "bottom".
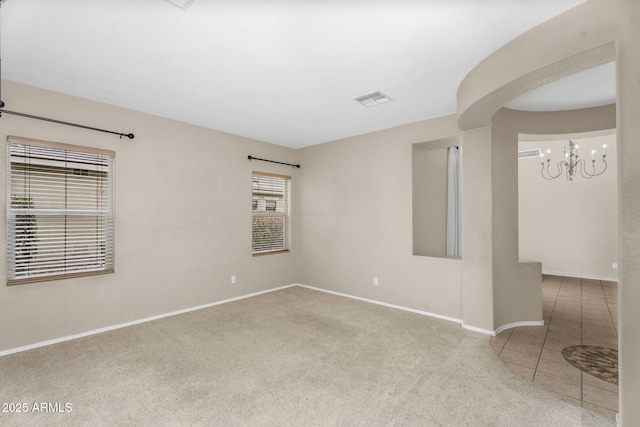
{"left": 491, "top": 275, "right": 618, "bottom": 420}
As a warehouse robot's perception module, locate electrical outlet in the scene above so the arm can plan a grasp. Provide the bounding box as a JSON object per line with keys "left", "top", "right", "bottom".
{"left": 231, "top": 275, "right": 237, "bottom": 284}
{"left": 612, "top": 263, "right": 618, "bottom": 270}
{"left": 373, "top": 277, "right": 379, "bottom": 286}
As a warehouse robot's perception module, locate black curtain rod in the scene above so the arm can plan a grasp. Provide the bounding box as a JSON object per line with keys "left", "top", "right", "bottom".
{"left": 0, "top": 109, "right": 135, "bottom": 139}
{"left": 248, "top": 155, "right": 300, "bottom": 168}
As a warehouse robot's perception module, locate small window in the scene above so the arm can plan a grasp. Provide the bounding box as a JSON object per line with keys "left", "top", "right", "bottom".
{"left": 6, "top": 136, "right": 115, "bottom": 285}
{"left": 252, "top": 172, "right": 291, "bottom": 255}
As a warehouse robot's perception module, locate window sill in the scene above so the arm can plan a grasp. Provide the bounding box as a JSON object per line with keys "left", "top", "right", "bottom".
{"left": 7, "top": 268, "right": 115, "bottom": 286}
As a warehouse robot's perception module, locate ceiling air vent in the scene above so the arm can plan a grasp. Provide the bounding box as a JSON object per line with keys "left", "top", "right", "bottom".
{"left": 164, "top": 0, "right": 196, "bottom": 11}
{"left": 518, "top": 149, "right": 542, "bottom": 159}
{"left": 354, "top": 91, "right": 392, "bottom": 107}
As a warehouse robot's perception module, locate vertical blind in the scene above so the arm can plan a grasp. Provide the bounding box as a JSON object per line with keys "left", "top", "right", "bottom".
{"left": 7, "top": 137, "right": 115, "bottom": 285}
{"left": 252, "top": 172, "right": 291, "bottom": 255}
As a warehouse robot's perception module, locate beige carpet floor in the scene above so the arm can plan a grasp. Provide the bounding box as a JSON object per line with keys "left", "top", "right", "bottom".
{"left": 0, "top": 286, "right": 613, "bottom": 426}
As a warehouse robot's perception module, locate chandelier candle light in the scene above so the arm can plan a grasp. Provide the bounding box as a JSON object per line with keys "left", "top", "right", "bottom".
{"left": 540, "top": 140, "right": 607, "bottom": 180}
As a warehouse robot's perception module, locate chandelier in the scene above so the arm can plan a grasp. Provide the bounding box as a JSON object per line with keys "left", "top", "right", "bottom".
{"left": 540, "top": 140, "right": 607, "bottom": 180}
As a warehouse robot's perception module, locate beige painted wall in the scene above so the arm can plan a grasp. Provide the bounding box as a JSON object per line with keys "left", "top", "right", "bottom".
{"left": 297, "top": 115, "right": 463, "bottom": 321}
{"left": 519, "top": 133, "right": 618, "bottom": 280}
{"left": 0, "top": 80, "right": 298, "bottom": 352}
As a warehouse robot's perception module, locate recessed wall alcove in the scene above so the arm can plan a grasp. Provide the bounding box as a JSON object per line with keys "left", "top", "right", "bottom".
{"left": 412, "top": 136, "right": 461, "bottom": 259}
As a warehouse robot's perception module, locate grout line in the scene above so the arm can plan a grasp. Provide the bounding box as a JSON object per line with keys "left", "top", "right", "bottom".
{"left": 531, "top": 276, "right": 558, "bottom": 382}
{"left": 496, "top": 328, "right": 514, "bottom": 356}
{"left": 602, "top": 280, "right": 619, "bottom": 336}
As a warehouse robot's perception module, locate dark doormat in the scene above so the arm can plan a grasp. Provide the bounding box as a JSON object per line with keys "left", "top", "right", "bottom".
{"left": 562, "top": 345, "right": 618, "bottom": 385}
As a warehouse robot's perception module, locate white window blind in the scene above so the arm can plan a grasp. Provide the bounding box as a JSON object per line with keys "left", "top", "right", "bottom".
{"left": 252, "top": 172, "right": 291, "bottom": 255}
{"left": 6, "top": 136, "right": 115, "bottom": 285}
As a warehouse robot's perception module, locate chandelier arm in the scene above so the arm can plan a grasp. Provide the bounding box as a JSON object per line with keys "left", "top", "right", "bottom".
{"left": 542, "top": 160, "right": 564, "bottom": 180}
{"left": 577, "top": 159, "right": 595, "bottom": 179}
{"left": 540, "top": 162, "right": 551, "bottom": 180}
{"left": 592, "top": 158, "right": 608, "bottom": 177}
{"left": 579, "top": 158, "right": 608, "bottom": 178}
{"left": 557, "top": 161, "right": 565, "bottom": 178}
{"left": 540, "top": 162, "right": 555, "bottom": 180}
{"left": 540, "top": 163, "right": 557, "bottom": 181}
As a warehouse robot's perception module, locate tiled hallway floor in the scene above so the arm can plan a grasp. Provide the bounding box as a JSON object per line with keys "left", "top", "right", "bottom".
{"left": 491, "top": 275, "right": 618, "bottom": 420}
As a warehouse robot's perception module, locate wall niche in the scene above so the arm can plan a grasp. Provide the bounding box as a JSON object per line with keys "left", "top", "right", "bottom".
{"left": 412, "top": 136, "right": 461, "bottom": 258}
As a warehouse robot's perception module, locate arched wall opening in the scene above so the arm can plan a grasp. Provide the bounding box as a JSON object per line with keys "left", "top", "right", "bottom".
{"left": 455, "top": 1, "right": 639, "bottom": 424}
{"left": 489, "top": 106, "right": 616, "bottom": 331}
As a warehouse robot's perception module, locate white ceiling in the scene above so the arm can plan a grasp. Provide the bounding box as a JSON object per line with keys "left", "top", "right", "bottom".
{"left": 0, "top": 0, "right": 615, "bottom": 149}
{"left": 506, "top": 61, "right": 615, "bottom": 112}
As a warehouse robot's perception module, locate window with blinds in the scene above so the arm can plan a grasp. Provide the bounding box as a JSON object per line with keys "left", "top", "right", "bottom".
{"left": 252, "top": 172, "right": 291, "bottom": 255}
{"left": 6, "top": 136, "right": 115, "bottom": 285}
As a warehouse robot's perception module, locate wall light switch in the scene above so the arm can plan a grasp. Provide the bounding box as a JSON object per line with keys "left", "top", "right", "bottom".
{"left": 373, "top": 277, "right": 379, "bottom": 286}
{"left": 231, "top": 275, "right": 237, "bottom": 284}
{"left": 612, "top": 263, "right": 618, "bottom": 270}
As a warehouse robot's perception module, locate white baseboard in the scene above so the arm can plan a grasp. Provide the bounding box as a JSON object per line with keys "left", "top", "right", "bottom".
{"left": 543, "top": 271, "right": 618, "bottom": 282}
{"left": 0, "top": 284, "right": 297, "bottom": 357}
{"left": 297, "top": 284, "right": 525, "bottom": 336}
{"left": 461, "top": 324, "right": 495, "bottom": 335}
{"left": 493, "top": 320, "right": 545, "bottom": 337}
{"left": 1, "top": 283, "right": 545, "bottom": 357}
{"left": 295, "top": 283, "right": 463, "bottom": 325}
{"left": 462, "top": 320, "right": 544, "bottom": 336}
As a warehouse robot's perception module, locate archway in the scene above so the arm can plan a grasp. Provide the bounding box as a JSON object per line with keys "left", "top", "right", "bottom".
{"left": 455, "top": 1, "right": 639, "bottom": 424}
